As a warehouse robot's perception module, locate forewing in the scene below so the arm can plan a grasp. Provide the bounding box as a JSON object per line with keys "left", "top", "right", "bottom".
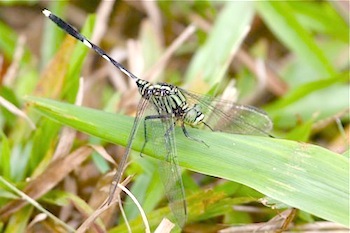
{"left": 144, "top": 106, "right": 187, "bottom": 227}
{"left": 108, "top": 97, "right": 149, "bottom": 204}
{"left": 181, "top": 88, "right": 273, "bottom": 136}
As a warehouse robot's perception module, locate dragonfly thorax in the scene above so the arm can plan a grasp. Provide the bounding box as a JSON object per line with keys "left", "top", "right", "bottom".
{"left": 136, "top": 79, "right": 205, "bottom": 124}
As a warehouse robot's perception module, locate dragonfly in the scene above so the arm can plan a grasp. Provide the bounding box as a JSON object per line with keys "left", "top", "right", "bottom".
{"left": 43, "top": 9, "right": 273, "bottom": 227}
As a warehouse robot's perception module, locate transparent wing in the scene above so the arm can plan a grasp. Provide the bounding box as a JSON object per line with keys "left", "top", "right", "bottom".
{"left": 108, "top": 97, "right": 150, "bottom": 204}
{"left": 180, "top": 88, "right": 273, "bottom": 136}
{"left": 143, "top": 106, "right": 187, "bottom": 227}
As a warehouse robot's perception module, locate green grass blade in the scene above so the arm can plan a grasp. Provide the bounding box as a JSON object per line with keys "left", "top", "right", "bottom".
{"left": 0, "top": 20, "right": 31, "bottom": 63}
{"left": 62, "top": 14, "right": 96, "bottom": 102}
{"left": 185, "top": 2, "right": 254, "bottom": 89}
{"left": 5, "top": 205, "right": 33, "bottom": 233}
{"left": 265, "top": 72, "right": 348, "bottom": 111}
{"left": 265, "top": 72, "right": 349, "bottom": 128}
{"left": 256, "top": 2, "right": 335, "bottom": 76}
{"left": 25, "top": 96, "right": 349, "bottom": 227}
{"left": 0, "top": 131, "right": 11, "bottom": 179}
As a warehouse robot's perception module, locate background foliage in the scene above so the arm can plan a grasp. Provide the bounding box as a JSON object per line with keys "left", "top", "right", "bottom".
{"left": 0, "top": 1, "right": 348, "bottom": 232}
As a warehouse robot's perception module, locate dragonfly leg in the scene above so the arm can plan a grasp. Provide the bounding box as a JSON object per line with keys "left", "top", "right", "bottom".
{"left": 203, "top": 121, "right": 214, "bottom": 131}
{"left": 181, "top": 122, "right": 209, "bottom": 147}
{"left": 140, "top": 117, "right": 149, "bottom": 157}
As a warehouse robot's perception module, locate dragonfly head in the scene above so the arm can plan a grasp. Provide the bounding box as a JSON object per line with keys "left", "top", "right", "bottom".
{"left": 184, "top": 104, "right": 204, "bottom": 126}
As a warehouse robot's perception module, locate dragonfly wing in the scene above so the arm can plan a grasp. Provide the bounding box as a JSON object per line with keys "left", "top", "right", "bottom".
{"left": 144, "top": 108, "right": 187, "bottom": 227}
{"left": 181, "top": 89, "right": 273, "bottom": 136}
{"left": 108, "top": 97, "right": 149, "bottom": 204}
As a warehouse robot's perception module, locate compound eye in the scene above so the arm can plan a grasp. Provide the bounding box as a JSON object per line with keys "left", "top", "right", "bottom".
{"left": 194, "top": 104, "right": 201, "bottom": 111}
